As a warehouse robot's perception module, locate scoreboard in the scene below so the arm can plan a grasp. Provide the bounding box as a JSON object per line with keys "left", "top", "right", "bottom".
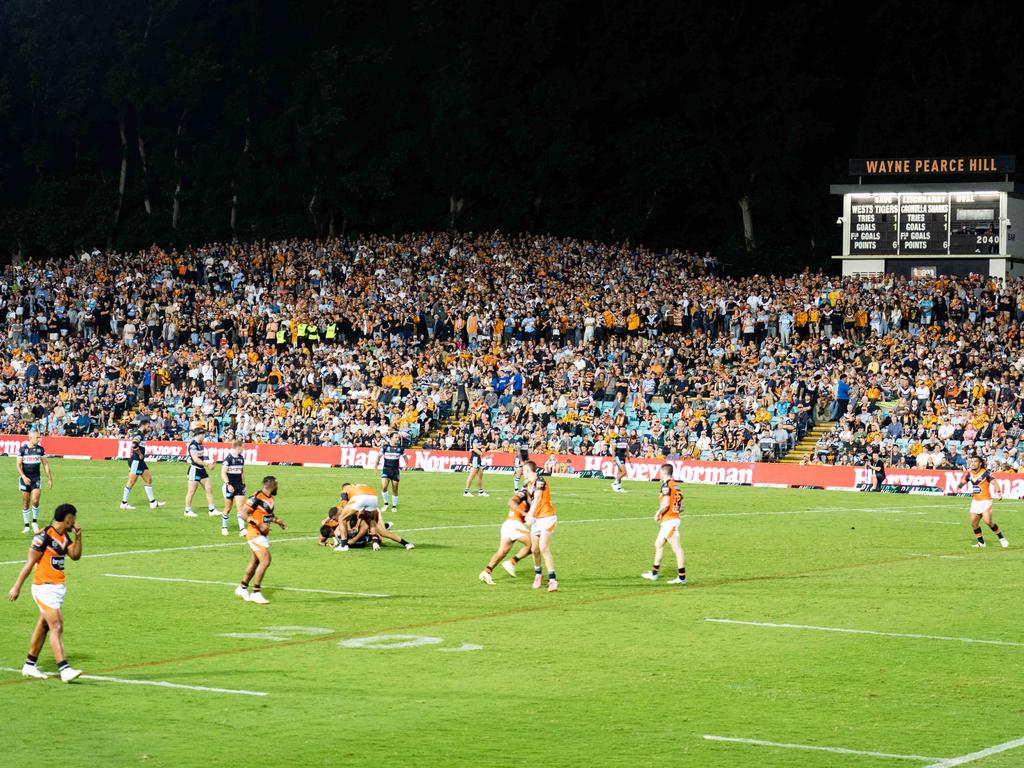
{"left": 849, "top": 192, "right": 1002, "bottom": 254}
{"left": 848, "top": 192, "right": 1001, "bottom": 255}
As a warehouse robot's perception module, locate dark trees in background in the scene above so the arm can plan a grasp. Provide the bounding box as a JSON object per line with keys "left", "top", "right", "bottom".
{"left": 0, "top": 0, "right": 1020, "bottom": 273}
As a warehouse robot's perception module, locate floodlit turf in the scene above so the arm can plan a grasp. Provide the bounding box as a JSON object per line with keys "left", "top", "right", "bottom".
{"left": 1, "top": 459, "right": 1023, "bottom": 767}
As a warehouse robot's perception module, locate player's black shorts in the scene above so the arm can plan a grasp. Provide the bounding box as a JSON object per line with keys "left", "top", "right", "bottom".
{"left": 19, "top": 476, "right": 40, "bottom": 492}
{"left": 381, "top": 467, "right": 401, "bottom": 481}
{"left": 188, "top": 465, "right": 209, "bottom": 482}
{"left": 470, "top": 455, "right": 482, "bottom": 469}
{"left": 614, "top": 456, "right": 626, "bottom": 467}
{"left": 129, "top": 459, "right": 149, "bottom": 476}
{"left": 223, "top": 481, "right": 246, "bottom": 500}
{"left": 348, "top": 535, "right": 371, "bottom": 549}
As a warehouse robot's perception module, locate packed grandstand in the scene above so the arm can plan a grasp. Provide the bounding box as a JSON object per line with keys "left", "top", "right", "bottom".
{"left": 0, "top": 232, "right": 1018, "bottom": 471}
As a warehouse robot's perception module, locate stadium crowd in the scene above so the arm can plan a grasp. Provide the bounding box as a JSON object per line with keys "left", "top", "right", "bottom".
{"left": 0, "top": 232, "right": 1021, "bottom": 469}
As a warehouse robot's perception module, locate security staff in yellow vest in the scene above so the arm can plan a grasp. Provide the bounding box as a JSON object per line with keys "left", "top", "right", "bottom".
{"left": 275, "top": 327, "right": 288, "bottom": 352}
{"left": 296, "top": 321, "right": 308, "bottom": 348}
{"left": 306, "top": 322, "right": 320, "bottom": 348}
{"left": 325, "top": 322, "right": 337, "bottom": 344}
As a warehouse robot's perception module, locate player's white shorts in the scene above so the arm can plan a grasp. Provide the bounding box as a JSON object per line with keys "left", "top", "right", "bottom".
{"left": 970, "top": 500, "right": 993, "bottom": 516}
{"left": 248, "top": 535, "right": 270, "bottom": 552}
{"left": 500, "top": 520, "right": 530, "bottom": 541}
{"left": 31, "top": 583, "right": 66, "bottom": 612}
{"left": 657, "top": 518, "right": 681, "bottom": 541}
{"left": 531, "top": 516, "right": 558, "bottom": 535}
{"left": 348, "top": 494, "right": 379, "bottom": 512}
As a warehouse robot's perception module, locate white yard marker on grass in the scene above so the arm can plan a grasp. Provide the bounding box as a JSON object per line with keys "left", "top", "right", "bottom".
{"left": 0, "top": 667, "right": 267, "bottom": 696}
{"left": 704, "top": 618, "right": 1024, "bottom": 647}
{"left": 704, "top": 735, "right": 940, "bottom": 762}
{"left": 923, "top": 736, "right": 1024, "bottom": 767}
{"left": 103, "top": 573, "right": 389, "bottom": 598}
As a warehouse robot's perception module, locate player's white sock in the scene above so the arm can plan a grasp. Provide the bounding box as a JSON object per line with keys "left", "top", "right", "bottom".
{"left": 144, "top": 485, "right": 155, "bottom": 503}
{"left": 221, "top": 513, "right": 229, "bottom": 530}
{"left": 22, "top": 508, "right": 30, "bottom": 525}
{"left": 391, "top": 495, "right": 398, "bottom": 511}
{"left": 185, "top": 506, "right": 193, "bottom": 513}
{"left": 237, "top": 514, "right": 246, "bottom": 532}
{"left": 122, "top": 486, "right": 131, "bottom": 504}
{"left": 514, "top": 478, "right": 520, "bottom": 491}
{"left": 382, "top": 490, "right": 390, "bottom": 507}
{"left": 31, "top": 506, "right": 39, "bottom": 522}
{"left": 208, "top": 505, "right": 216, "bottom": 514}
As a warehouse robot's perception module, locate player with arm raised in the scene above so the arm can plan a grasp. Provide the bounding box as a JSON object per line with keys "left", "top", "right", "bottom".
{"left": 523, "top": 461, "right": 558, "bottom": 592}
{"left": 7, "top": 503, "right": 83, "bottom": 682}
{"left": 17, "top": 430, "right": 52, "bottom": 533}
{"left": 954, "top": 456, "right": 1008, "bottom": 548}
{"left": 120, "top": 434, "right": 166, "bottom": 510}
{"left": 641, "top": 464, "right": 687, "bottom": 584}
{"left": 221, "top": 440, "right": 247, "bottom": 537}
{"left": 183, "top": 425, "right": 217, "bottom": 519}
{"left": 479, "top": 489, "right": 532, "bottom": 585}
{"left": 236, "top": 476, "right": 287, "bottom": 604}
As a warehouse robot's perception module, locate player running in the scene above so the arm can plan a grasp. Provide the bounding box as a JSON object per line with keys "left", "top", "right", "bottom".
{"left": 17, "top": 430, "right": 53, "bottom": 534}
{"left": 7, "top": 503, "right": 83, "bottom": 682}
{"left": 611, "top": 433, "right": 629, "bottom": 493}
{"left": 641, "top": 464, "right": 687, "bottom": 584}
{"left": 523, "top": 460, "right": 558, "bottom": 592}
{"left": 336, "top": 483, "right": 414, "bottom": 551}
{"left": 236, "top": 476, "right": 287, "bottom": 604}
{"left": 183, "top": 425, "right": 217, "bottom": 519}
{"left": 463, "top": 427, "right": 489, "bottom": 497}
{"left": 512, "top": 434, "right": 530, "bottom": 492}
{"left": 221, "top": 440, "right": 247, "bottom": 537}
{"left": 378, "top": 432, "right": 405, "bottom": 514}
{"left": 119, "top": 434, "right": 166, "bottom": 510}
{"left": 479, "top": 488, "right": 532, "bottom": 585}
{"left": 955, "top": 457, "right": 1009, "bottom": 549}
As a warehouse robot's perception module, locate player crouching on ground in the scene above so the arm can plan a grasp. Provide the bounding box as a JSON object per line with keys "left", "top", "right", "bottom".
{"left": 319, "top": 505, "right": 374, "bottom": 550}
{"left": 479, "top": 488, "right": 532, "bottom": 584}
{"left": 335, "top": 483, "right": 414, "bottom": 551}
{"left": 641, "top": 464, "right": 687, "bottom": 584}
{"left": 236, "top": 476, "right": 287, "bottom": 604}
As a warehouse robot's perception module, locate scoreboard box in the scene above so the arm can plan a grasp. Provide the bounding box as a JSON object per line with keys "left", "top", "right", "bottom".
{"left": 832, "top": 156, "right": 1024, "bottom": 279}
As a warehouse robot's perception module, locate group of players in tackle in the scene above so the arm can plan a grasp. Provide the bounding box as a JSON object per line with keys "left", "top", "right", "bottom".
{"left": 6, "top": 430, "right": 1009, "bottom": 681}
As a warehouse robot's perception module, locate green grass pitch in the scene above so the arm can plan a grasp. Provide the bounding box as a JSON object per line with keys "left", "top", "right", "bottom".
{"left": 1, "top": 459, "right": 1023, "bottom": 767}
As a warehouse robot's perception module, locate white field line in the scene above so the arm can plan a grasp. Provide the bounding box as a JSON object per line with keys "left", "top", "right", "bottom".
{"left": 923, "top": 736, "right": 1024, "bottom": 767}
{"left": 103, "top": 573, "right": 389, "bottom": 598}
{"left": 704, "top": 618, "right": 1024, "bottom": 648}
{"left": 703, "top": 735, "right": 940, "bottom": 762}
{"left": 0, "top": 666, "right": 267, "bottom": 696}
{"left": 0, "top": 508, "right": 939, "bottom": 567}
{"left": 916, "top": 520, "right": 963, "bottom": 525}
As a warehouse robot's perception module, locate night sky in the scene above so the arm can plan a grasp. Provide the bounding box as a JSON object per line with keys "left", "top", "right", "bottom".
{"left": 0, "top": 0, "right": 1021, "bottom": 272}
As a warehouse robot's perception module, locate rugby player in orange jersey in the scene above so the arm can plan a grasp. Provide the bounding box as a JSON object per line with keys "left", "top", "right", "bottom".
{"left": 479, "top": 489, "right": 532, "bottom": 585}
{"left": 522, "top": 461, "right": 558, "bottom": 592}
{"left": 7, "top": 503, "right": 83, "bottom": 682}
{"left": 336, "top": 483, "right": 414, "bottom": 551}
{"left": 955, "top": 456, "right": 1009, "bottom": 549}
{"left": 236, "top": 476, "right": 287, "bottom": 604}
{"left": 641, "top": 464, "right": 687, "bottom": 584}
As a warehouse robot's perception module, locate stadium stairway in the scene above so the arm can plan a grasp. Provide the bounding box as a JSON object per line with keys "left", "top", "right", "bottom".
{"left": 411, "top": 413, "right": 471, "bottom": 448}
{"left": 779, "top": 422, "right": 835, "bottom": 464}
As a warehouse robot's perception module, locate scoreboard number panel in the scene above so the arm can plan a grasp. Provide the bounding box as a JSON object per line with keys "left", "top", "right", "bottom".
{"left": 849, "top": 194, "right": 898, "bottom": 253}
{"left": 848, "top": 192, "right": 1002, "bottom": 255}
